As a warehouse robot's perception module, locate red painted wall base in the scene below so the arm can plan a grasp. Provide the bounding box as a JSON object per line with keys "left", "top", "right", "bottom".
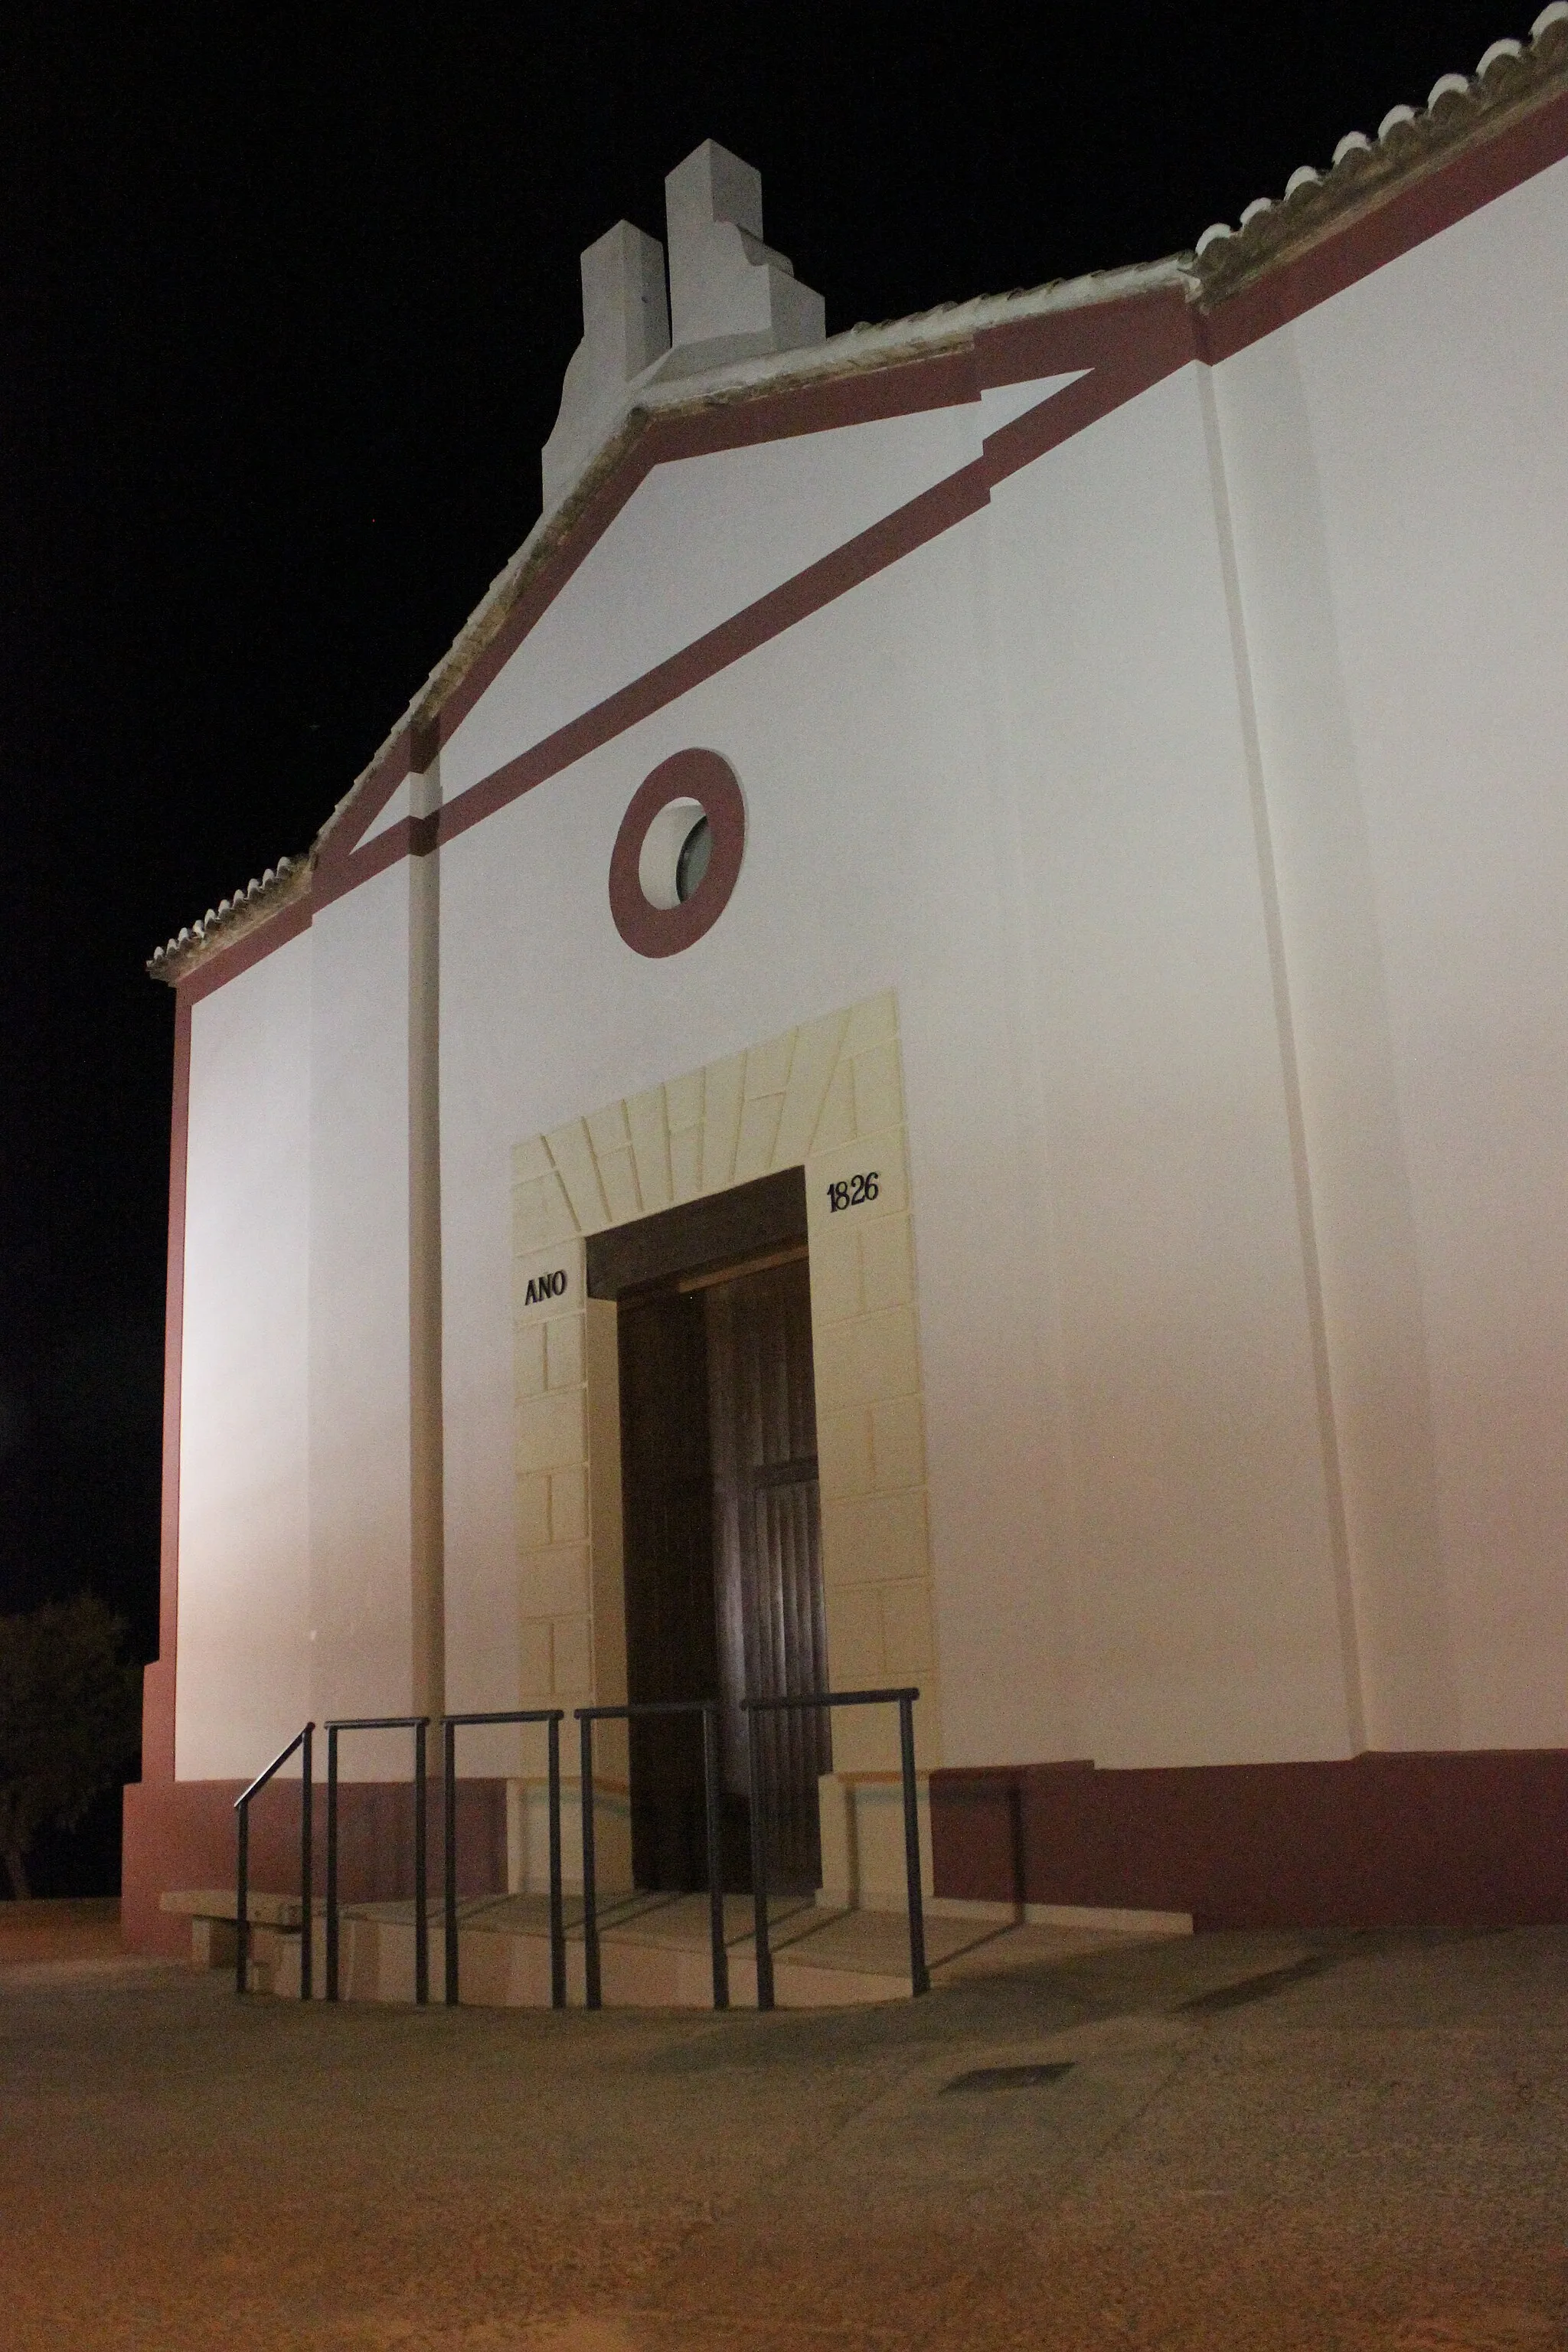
{"left": 929, "top": 1750, "right": 1568, "bottom": 1930}
{"left": 122, "top": 1768, "right": 508, "bottom": 1958}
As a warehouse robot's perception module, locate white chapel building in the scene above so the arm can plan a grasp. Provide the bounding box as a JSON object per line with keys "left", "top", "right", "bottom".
{"left": 127, "top": 15, "right": 1568, "bottom": 1955}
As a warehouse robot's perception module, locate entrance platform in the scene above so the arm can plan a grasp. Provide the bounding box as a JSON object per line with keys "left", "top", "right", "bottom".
{"left": 165, "top": 1886, "right": 1191, "bottom": 2006}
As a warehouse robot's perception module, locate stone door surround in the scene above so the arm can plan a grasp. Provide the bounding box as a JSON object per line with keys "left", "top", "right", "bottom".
{"left": 511, "top": 991, "right": 939, "bottom": 1782}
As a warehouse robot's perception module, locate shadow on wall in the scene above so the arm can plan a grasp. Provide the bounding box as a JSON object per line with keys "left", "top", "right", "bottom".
{"left": 247, "top": 1776, "right": 510, "bottom": 1904}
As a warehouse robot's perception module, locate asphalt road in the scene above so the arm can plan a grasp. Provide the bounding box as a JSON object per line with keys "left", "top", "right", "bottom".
{"left": 2, "top": 1913, "right": 1564, "bottom": 2349}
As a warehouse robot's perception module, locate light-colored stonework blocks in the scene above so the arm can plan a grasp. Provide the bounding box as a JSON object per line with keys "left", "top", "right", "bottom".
{"left": 858, "top": 1215, "right": 913, "bottom": 1312}
{"left": 803, "top": 1222, "right": 858, "bottom": 1324}
{"left": 818, "top": 1404, "right": 875, "bottom": 1501}
{"left": 548, "top": 1466, "right": 588, "bottom": 1544}
{"left": 745, "top": 1030, "right": 795, "bottom": 1099}
{"left": 814, "top": 1303, "right": 920, "bottom": 1416}
{"left": 550, "top": 1615, "right": 592, "bottom": 1696}
{"left": 511, "top": 1133, "right": 554, "bottom": 1184}
{"left": 513, "top": 1240, "right": 584, "bottom": 1306}
{"left": 880, "top": 1578, "right": 936, "bottom": 1678}
{"left": 515, "top": 1389, "right": 586, "bottom": 1476}
{"left": 596, "top": 1146, "right": 639, "bottom": 1225}
{"left": 701, "top": 1053, "right": 746, "bottom": 1191}
{"left": 626, "top": 1088, "right": 673, "bottom": 1212}
{"left": 508, "top": 1775, "right": 632, "bottom": 1898}
{"left": 733, "top": 1091, "right": 782, "bottom": 1182}
{"left": 512, "top": 1171, "right": 577, "bottom": 1252}
{"left": 825, "top": 1581, "right": 885, "bottom": 1686}
{"left": 514, "top": 1236, "right": 591, "bottom": 1710}
{"left": 851, "top": 1038, "right": 904, "bottom": 1137}
{"left": 517, "top": 1541, "right": 590, "bottom": 1622}
{"left": 772, "top": 1011, "right": 848, "bottom": 1164}
{"left": 807, "top": 1128, "right": 910, "bottom": 1222}
{"left": 544, "top": 1316, "right": 583, "bottom": 1393}
{"left": 545, "top": 1119, "right": 609, "bottom": 1232}
{"left": 516, "top": 1472, "right": 552, "bottom": 1551}
{"left": 871, "top": 1394, "right": 925, "bottom": 1491}
{"left": 518, "top": 1617, "right": 552, "bottom": 1699}
{"left": 818, "top": 1768, "right": 935, "bottom": 1909}
{"left": 514, "top": 1320, "right": 547, "bottom": 1399}
{"left": 822, "top": 1487, "right": 930, "bottom": 1590}
{"left": 810, "top": 1059, "right": 856, "bottom": 1154}
{"left": 841, "top": 991, "right": 897, "bottom": 1054}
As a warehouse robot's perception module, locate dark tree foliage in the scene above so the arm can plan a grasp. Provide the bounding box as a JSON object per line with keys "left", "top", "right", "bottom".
{"left": 0, "top": 1599, "right": 141, "bottom": 1900}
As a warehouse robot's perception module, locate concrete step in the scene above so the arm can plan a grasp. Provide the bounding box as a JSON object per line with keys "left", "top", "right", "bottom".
{"left": 262, "top": 1890, "right": 1187, "bottom": 2007}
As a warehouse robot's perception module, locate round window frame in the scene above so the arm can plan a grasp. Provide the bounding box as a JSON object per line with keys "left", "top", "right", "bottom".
{"left": 609, "top": 749, "right": 746, "bottom": 958}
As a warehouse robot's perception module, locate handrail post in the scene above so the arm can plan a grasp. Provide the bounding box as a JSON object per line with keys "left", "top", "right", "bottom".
{"left": 413, "top": 1718, "right": 430, "bottom": 2006}
{"left": 299, "top": 1723, "right": 313, "bottom": 2000}
{"left": 741, "top": 1687, "right": 921, "bottom": 2007}
{"left": 236, "top": 1797, "right": 250, "bottom": 1997}
{"left": 898, "top": 1691, "right": 929, "bottom": 1996}
{"left": 579, "top": 1712, "right": 601, "bottom": 2009}
{"left": 547, "top": 1714, "right": 566, "bottom": 2010}
{"left": 701, "top": 1701, "right": 729, "bottom": 2011}
{"left": 442, "top": 1709, "right": 567, "bottom": 2011}
{"left": 443, "top": 1717, "right": 459, "bottom": 2007}
{"left": 746, "top": 1707, "right": 774, "bottom": 2011}
{"left": 325, "top": 1724, "right": 340, "bottom": 2001}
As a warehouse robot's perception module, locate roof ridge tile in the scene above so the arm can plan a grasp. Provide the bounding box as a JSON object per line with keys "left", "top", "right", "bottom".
{"left": 1194, "top": 6, "right": 1568, "bottom": 290}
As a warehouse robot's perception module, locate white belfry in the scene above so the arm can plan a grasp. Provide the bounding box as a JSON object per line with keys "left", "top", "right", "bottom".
{"left": 541, "top": 219, "right": 671, "bottom": 511}
{"left": 660, "top": 138, "right": 825, "bottom": 374}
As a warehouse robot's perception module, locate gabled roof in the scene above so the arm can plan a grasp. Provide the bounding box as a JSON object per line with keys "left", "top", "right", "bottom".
{"left": 152, "top": 6, "right": 1568, "bottom": 987}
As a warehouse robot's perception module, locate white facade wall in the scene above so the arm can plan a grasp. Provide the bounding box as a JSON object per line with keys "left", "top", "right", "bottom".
{"left": 436, "top": 400, "right": 999, "bottom": 805}
{"left": 1214, "top": 149, "right": 1568, "bottom": 1755}
{"left": 304, "top": 865, "right": 426, "bottom": 1779}
{"left": 433, "top": 358, "right": 1359, "bottom": 1774}
{"left": 175, "top": 937, "right": 312, "bottom": 1777}
{"left": 168, "top": 137, "right": 1568, "bottom": 1795}
{"left": 985, "top": 365, "right": 1357, "bottom": 1769}
{"left": 438, "top": 516, "right": 1008, "bottom": 1738}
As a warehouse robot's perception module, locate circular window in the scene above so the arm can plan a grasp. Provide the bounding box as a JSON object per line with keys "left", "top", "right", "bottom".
{"left": 610, "top": 750, "right": 745, "bottom": 958}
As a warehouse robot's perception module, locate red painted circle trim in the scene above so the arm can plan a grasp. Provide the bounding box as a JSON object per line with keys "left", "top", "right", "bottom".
{"left": 609, "top": 750, "right": 746, "bottom": 959}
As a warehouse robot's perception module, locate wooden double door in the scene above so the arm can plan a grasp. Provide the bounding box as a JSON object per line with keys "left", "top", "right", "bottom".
{"left": 616, "top": 1243, "right": 831, "bottom": 1893}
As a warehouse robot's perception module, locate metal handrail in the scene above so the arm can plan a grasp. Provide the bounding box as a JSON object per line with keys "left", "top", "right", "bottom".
{"left": 575, "top": 1700, "right": 728, "bottom": 2012}
{"left": 441, "top": 1710, "right": 566, "bottom": 2010}
{"left": 742, "top": 1686, "right": 928, "bottom": 2008}
{"left": 234, "top": 1722, "right": 315, "bottom": 1999}
{"left": 325, "top": 1716, "right": 430, "bottom": 2004}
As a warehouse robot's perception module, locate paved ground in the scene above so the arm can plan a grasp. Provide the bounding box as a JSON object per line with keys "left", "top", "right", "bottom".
{"left": 2, "top": 1906, "right": 1566, "bottom": 2350}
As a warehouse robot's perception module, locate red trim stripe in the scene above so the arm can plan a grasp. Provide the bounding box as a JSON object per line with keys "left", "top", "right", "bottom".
{"left": 443, "top": 458, "right": 991, "bottom": 846}
{"left": 146, "top": 996, "right": 192, "bottom": 1783}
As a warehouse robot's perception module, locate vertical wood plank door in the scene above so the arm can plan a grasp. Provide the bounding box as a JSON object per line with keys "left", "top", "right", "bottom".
{"left": 706, "top": 1255, "right": 831, "bottom": 1893}
{"left": 617, "top": 1288, "right": 718, "bottom": 1891}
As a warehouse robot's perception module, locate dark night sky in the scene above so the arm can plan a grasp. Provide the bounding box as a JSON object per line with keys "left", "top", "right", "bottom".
{"left": 0, "top": 2, "right": 1526, "bottom": 1873}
